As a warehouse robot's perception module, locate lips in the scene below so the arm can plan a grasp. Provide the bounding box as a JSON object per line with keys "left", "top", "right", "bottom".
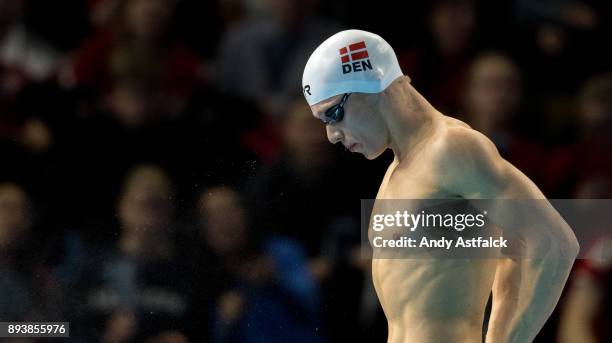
{"left": 348, "top": 143, "right": 358, "bottom": 152}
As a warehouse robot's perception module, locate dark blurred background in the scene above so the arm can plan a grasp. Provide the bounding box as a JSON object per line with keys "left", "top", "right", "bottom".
{"left": 1, "top": 0, "right": 611, "bottom": 342}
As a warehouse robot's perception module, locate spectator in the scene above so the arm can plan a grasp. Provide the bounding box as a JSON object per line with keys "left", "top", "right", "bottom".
{"left": 246, "top": 98, "right": 379, "bottom": 341}
{"left": 1, "top": 0, "right": 58, "bottom": 154}
{"left": 0, "top": 182, "right": 63, "bottom": 323}
{"left": 216, "top": 0, "right": 341, "bottom": 116}
{"left": 538, "top": 72, "right": 612, "bottom": 197}
{"left": 461, "top": 51, "right": 574, "bottom": 196}
{"left": 1, "top": 0, "right": 60, "bottom": 82}
{"left": 192, "top": 185, "right": 324, "bottom": 343}
{"left": 398, "top": 0, "right": 478, "bottom": 114}
{"left": 69, "top": 165, "right": 192, "bottom": 343}
{"left": 514, "top": 0, "right": 611, "bottom": 98}
{"left": 247, "top": 98, "right": 358, "bottom": 258}
{"left": 61, "top": 0, "right": 202, "bottom": 122}
{"left": 463, "top": 51, "right": 523, "bottom": 150}
{"left": 575, "top": 72, "right": 612, "bottom": 176}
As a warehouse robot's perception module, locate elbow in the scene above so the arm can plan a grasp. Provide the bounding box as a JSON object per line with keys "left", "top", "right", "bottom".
{"left": 558, "top": 234, "right": 580, "bottom": 261}
{"left": 567, "top": 236, "right": 580, "bottom": 259}
{"left": 542, "top": 232, "right": 579, "bottom": 261}
{"left": 555, "top": 221, "right": 580, "bottom": 260}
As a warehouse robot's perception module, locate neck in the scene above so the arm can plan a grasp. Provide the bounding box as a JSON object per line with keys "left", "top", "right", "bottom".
{"left": 380, "top": 78, "right": 439, "bottom": 162}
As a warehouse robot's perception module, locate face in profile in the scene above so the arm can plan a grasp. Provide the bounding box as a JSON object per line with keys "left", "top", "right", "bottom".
{"left": 309, "top": 93, "right": 388, "bottom": 160}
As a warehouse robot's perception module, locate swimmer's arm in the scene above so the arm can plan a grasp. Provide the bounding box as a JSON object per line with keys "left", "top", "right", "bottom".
{"left": 438, "top": 128, "right": 580, "bottom": 343}
{"left": 486, "top": 257, "right": 521, "bottom": 343}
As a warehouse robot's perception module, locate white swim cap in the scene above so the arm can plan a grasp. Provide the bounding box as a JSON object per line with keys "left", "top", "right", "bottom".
{"left": 302, "top": 29, "right": 403, "bottom": 106}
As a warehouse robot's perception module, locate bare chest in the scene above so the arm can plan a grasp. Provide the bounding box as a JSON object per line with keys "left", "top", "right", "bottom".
{"left": 376, "top": 157, "right": 451, "bottom": 200}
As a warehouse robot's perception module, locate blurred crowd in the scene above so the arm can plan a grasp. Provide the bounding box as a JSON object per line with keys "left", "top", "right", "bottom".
{"left": 1, "top": 0, "right": 611, "bottom": 342}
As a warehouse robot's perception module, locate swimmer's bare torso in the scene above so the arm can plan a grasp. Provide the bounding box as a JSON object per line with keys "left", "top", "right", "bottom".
{"left": 371, "top": 116, "right": 496, "bottom": 343}
{"left": 310, "top": 76, "right": 578, "bottom": 343}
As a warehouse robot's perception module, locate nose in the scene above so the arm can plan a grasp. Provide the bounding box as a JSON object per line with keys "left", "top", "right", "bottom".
{"left": 326, "top": 125, "right": 342, "bottom": 144}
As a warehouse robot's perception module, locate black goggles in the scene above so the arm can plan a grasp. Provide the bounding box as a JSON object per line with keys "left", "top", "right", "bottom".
{"left": 324, "top": 93, "right": 351, "bottom": 124}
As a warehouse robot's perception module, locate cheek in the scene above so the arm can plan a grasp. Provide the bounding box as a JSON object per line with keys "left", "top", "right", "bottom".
{"left": 366, "top": 133, "right": 387, "bottom": 153}
{"left": 344, "top": 109, "right": 369, "bottom": 138}
{"left": 359, "top": 123, "right": 388, "bottom": 158}
{"left": 351, "top": 113, "right": 383, "bottom": 144}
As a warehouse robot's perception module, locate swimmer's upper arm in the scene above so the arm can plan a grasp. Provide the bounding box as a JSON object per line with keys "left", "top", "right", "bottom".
{"left": 436, "top": 127, "right": 544, "bottom": 199}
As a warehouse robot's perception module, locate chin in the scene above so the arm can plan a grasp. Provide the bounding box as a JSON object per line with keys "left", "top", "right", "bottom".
{"left": 363, "top": 147, "right": 385, "bottom": 160}
{"left": 362, "top": 151, "right": 379, "bottom": 160}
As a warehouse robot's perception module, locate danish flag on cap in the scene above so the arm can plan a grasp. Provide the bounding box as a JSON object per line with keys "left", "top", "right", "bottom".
{"left": 339, "top": 41, "right": 369, "bottom": 64}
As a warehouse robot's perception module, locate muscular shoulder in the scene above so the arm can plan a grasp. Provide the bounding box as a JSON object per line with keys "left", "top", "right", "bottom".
{"left": 430, "top": 124, "right": 509, "bottom": 198}
{"left": 433, "top": 125, "right": 499, "bottom": 163}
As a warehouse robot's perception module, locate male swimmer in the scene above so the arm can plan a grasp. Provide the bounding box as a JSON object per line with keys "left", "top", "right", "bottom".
{"left": 302, "top": 30, "right": 579, "bottom": 343}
